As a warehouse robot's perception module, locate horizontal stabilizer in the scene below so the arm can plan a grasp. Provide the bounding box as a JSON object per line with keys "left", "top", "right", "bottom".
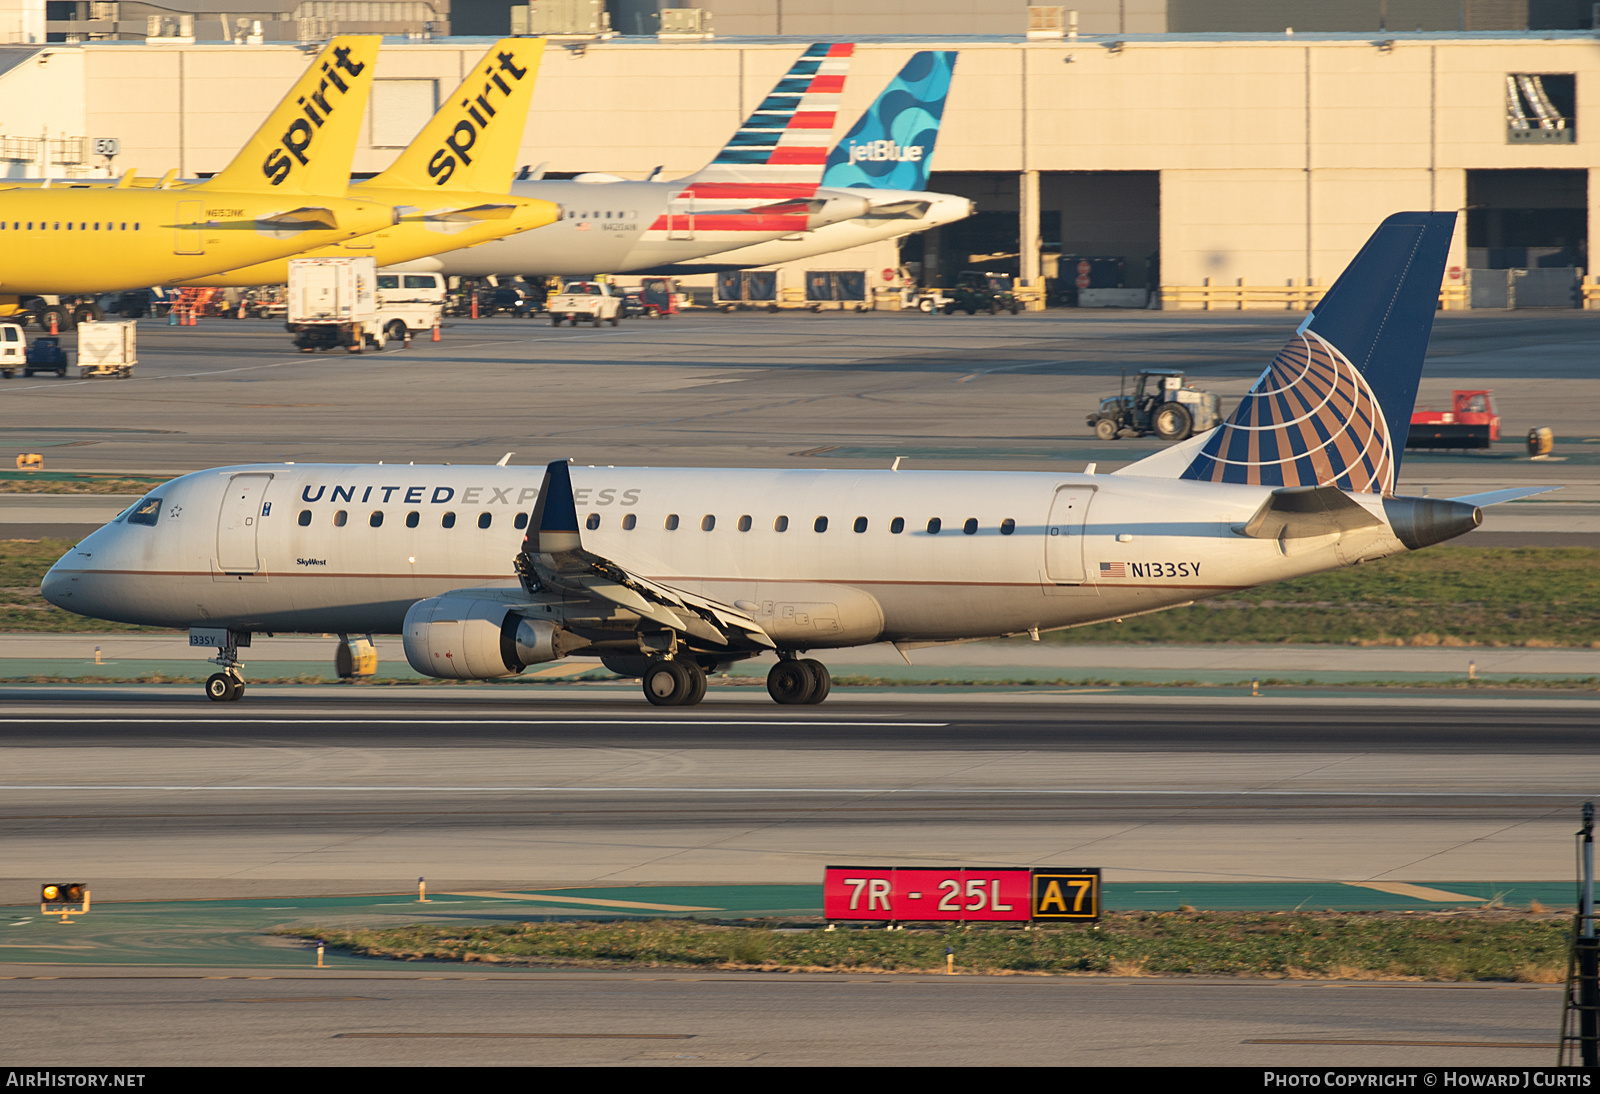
{"left": 863, "top": 198, "right": 932, "bottom": 219}
{"left": 1236, "top": 484, "right": 1383, "bottom": 540}
{"left": 421, "top": 204, "right": 518, "bottom": 221}
{"left": 256, "top": 206, "right": 340, "bottom": 229}
{"left": 1447, "top": 486, "right": 1560, "bottom": 506}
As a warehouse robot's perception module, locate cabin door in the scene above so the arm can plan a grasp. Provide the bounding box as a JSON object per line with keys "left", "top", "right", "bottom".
{"left": 216, "top": 473, "right": 273, "bottom": 574}
{"left": 174, "top": 200, "right": 204, "bottom": 255}
{"left": 1043, "top": 486, "right": 1095, "bottom": 584}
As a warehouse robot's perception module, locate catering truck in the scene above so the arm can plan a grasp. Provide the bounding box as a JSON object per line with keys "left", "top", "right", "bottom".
{"left": 288, "top": 259, "right": 443, "bottom": 352}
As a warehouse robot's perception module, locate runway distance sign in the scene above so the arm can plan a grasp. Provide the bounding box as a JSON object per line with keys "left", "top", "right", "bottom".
{"left": 824, "top": 867, "right": 1100, "bottom": 923}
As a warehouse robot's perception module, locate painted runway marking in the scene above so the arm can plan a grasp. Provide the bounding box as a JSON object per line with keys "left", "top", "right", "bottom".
{"left": 0, "top": 786, "right": 1590, "bottom": 796}
{"left": 0, "top": 718, "right": 946, "bottom": 728}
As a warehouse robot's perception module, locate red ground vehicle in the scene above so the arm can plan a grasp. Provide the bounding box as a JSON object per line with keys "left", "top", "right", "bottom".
{"left": 1407, "top": 390, "right": 1501, "bottom": 450}
{"left": 638, "top": 276, "right": 681, "bottom": 318}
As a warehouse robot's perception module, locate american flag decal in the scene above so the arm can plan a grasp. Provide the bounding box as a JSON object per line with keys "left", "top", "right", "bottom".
{"left": 1099, "top": 562, "right": 1126, "bottom": 578}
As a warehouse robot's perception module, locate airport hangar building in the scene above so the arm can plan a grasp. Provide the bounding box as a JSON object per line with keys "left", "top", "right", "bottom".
{"left": 0, "top": 28, "right": 1594, "bottom": 307}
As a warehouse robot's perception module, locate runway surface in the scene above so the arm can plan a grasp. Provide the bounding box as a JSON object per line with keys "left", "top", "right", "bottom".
{"left": 2, "top": 693, "right": 1594, "bottom": 904}
{"left": 0, "top": 969, "right": 1566, "bottom": 1067}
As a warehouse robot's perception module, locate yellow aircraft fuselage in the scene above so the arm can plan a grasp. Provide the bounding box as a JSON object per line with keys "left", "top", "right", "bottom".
{"left": 0, "top": 187, "right": 395, "bottom": 295}
{"left": 181, "top": 186, "right": 559, "bottom": 288}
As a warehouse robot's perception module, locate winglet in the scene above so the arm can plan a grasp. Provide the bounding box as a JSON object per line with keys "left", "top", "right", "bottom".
{"left": 199, "top": 36, "right": 380, "bottom": 195}
{"left": 373, "top": 38, "right": 546, "bottom": 192}
{"left": 822, "top": 50, "right": 957, "bottom": 191}
{"left": 524, "top": 460, "right": 580, "bottom": 555}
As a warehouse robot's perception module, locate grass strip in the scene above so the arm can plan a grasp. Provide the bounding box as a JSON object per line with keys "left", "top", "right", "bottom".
{"left": 287, "top": 912, "right": 1574, "bottom": 982}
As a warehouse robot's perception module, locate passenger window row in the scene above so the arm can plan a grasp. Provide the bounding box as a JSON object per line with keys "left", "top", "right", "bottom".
{"left": 588, "top": 514, "right": 1018, "bottom": 536}
{"left": 296, "top": 509, "right": 528, "bottom": 531}
{"left": 3, "top": 221, "right": 140, "bottom": 231}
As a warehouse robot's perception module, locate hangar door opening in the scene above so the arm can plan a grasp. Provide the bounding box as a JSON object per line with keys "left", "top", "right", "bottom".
{"left": 1466, "top": 169, "right": 1587, "bottom": 269}
{"left": 904, "top": 172, "right": 1159, "bottom": 306}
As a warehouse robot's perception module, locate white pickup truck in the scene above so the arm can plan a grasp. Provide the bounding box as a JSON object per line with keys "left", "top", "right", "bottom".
{"left": 548, "top": 281, "right": 622, "bottom": 327}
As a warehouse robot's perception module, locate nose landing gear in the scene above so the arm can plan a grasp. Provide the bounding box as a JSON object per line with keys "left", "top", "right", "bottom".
{"left": 200, "top": 630, "right": 249, "bottom": 702}
{"left": 205, "top": 671, "right": 245, "bottom": 702}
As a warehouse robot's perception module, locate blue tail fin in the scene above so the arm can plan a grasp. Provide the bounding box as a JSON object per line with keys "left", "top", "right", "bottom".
{"left": 1180, "top": 211, "right": 1456, "bottom": 495}
{"left": 821, "top": 50, "right": 957, "bottom": 191}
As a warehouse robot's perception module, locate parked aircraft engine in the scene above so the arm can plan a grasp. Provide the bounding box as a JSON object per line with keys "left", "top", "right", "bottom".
{"left": 402, "top": 594, "right": 583, "bottom": 679}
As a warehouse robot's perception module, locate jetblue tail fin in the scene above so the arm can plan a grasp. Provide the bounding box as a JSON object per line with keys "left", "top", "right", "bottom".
{"left": 689, "top": 43, "right": 854, "bottom": 185}
{"left": 822, "top": 50, "right": 957, "bottom": 191}
{"left": 1179, "top": 211, "right": 1456, "bottom": 495}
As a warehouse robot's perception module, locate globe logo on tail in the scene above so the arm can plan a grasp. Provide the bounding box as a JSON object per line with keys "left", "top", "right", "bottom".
{"left": 1180, "top": 328, "right": 1396, "bottom": 495}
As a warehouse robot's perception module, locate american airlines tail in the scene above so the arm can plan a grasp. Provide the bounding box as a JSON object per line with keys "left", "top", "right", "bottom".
{"left": 199, "top": 36, "right": 380, "bottom": 196}
{"left": 686, "top": 42, "right": 855, "bottom": 188}
{"left": 821, "top": 50, "right": 958, "bottom": 192}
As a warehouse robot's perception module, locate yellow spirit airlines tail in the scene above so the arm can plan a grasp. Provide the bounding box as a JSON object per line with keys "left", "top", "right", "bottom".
{"left": 200, "top": 36, "right": 380, "bottom": 195}
{"left": 181, "top": 39, "right": 558, "bottom": 288}
{"left": 373, "top": 37, "right": 545, "bottom": 193}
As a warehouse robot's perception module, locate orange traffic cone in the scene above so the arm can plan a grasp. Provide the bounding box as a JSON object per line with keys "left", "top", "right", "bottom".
{"left": 431, "top": 323, "right": 441, "bottom": 342}
{"left": 48, "top": 311, "right": 57, "bottom": 335}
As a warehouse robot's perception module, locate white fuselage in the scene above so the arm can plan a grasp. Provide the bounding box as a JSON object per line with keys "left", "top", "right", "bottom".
{"left": 388, "top": 179, "right": 871, "bottom": 279}
{"left": 42, "top": 463, "right": 1408, "bottom": 646}
{"left": 661, "top": 190, "right": 976, "bottom": 273}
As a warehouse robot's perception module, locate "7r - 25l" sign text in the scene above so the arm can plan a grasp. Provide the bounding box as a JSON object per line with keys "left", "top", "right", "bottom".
{"left": 823, "top": 866, "right": 1100, "bottom": 922}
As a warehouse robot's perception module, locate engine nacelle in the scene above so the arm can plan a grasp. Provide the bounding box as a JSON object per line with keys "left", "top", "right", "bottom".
{"left": 403, "top": 594, "right": 583, "bottom": 680}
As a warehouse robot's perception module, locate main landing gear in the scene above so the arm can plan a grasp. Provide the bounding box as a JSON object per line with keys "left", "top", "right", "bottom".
{"left": 642, "top": 658, "right": 707, "bottom": 707}
{"left": 767, "top": 657, "right": 831, "bottom": 705}
{"left": 203, "top": 631, "right": 248, "bottom": 702}
{"left": 638, "top": 655, "right": 834, "bottom": 706}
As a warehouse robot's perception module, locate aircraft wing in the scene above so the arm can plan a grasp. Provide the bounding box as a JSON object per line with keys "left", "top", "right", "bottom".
{"left": 514, "top": 461, "right": 776, "bottom": 652}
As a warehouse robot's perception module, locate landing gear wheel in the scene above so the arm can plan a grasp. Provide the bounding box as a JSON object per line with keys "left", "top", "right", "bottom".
{"left": 1094, "top": 417, "right": 1119, "bottom": 441}
{"left": 1152, "top": 402, "right": 1193, "bottom": 442}
{"left": 767, "top": 660, "right": 815, "bottom": 705}
{"left": 797, "top": 659, "right": 830, "bottom": 705}
{"left": 205, "top": 673, "right": 241, "bottom": 702}
{"left": 73, "top": 302, "right": 103, "bottom": 326}
{"left": 643, "top": 659, "right": 703, "bottom": 706}
{"left": 684, "top": 662, "right": 707, "bottom": 706}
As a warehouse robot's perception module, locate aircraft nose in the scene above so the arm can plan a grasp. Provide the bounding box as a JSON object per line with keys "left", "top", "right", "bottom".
{"left": 40, "top": 560, "right": 71, "bottom": 608}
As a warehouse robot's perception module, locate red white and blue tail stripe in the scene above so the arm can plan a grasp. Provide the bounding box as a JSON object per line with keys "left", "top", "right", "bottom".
{"left": 691, "top": 43, "right": 854, "bottom": 186}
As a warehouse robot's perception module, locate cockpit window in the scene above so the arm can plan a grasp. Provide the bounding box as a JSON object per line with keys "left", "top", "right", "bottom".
{"left": 127, "top": 497, "right": 161, "bottom": 526}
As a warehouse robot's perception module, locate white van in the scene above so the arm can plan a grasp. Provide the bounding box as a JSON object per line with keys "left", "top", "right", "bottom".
{"left": 376, "top": 272, "right": 447, "bottom": 307}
